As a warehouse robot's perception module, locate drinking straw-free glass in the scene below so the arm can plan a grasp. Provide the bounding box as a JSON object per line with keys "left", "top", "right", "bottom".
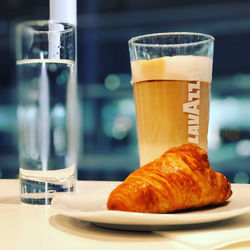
{"left": 129, "top": 32, "right": 214, "bottom": 166}
{"left": 16, "top": 20, "right": 79, "bottom": 204}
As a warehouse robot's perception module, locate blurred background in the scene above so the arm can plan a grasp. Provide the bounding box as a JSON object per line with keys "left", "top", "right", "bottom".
{"left": 1, "top": 0, "right": 250, "bottom": 183}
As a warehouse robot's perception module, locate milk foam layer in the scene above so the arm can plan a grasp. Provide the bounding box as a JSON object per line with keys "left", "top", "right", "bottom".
{"left": 131, "top": 56, "right": 213, "bottom": 83}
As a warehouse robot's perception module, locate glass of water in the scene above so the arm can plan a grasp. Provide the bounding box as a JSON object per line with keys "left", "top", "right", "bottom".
{"left": 16, "top": 20, "right": 80, "bottom": 204}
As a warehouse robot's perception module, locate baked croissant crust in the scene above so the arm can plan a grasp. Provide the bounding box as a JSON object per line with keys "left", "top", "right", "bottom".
{"left": 107, "top": 144, "right": 232, "bottom": 213}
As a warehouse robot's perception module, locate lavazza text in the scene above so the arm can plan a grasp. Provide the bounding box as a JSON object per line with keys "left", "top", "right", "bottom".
{"left": 183, "top": 80, "right": 200, "bottom": 144}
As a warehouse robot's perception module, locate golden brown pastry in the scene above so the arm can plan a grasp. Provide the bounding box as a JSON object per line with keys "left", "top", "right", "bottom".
{"left": 107, "top": 144, "right": 232, "bottom": 213}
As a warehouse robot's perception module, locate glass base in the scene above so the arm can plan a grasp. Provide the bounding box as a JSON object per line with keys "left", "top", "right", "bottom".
{"left": 20, "top": 178, "right": 75, "bottom": 205}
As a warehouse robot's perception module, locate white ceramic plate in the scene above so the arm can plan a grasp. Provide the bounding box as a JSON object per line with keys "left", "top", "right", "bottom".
{"left": 51, "top": 184, "right": 250, "bottom": 231}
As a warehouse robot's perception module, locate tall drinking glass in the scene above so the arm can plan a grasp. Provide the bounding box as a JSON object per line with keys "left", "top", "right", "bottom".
{"left": 16, "top": 20, "right": 79, "bottom": 204}
{"left": 128, "top": 32, "right": 214, "bottom": 166}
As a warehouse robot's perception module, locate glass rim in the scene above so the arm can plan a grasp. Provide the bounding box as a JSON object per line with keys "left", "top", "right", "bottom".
{"left": 128, "top": 32, "right": 214, "bottom": 48}
{"left": 16, "top": 19, "right": 74, "bottom": 34}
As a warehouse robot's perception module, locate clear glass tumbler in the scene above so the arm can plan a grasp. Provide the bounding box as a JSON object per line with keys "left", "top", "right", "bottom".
{"left": 128, "top": 32, "right": 214, "bottom": 166}
{"left": 16, "top": 20, "right": 79, "bottom": 204}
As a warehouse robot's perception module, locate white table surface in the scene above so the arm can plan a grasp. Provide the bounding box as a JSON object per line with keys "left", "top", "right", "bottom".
{"left": 0, "top": 179, "right": 250, "bottom": 250}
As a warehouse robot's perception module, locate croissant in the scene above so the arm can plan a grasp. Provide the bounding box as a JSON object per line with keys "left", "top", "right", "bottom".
{"left": 107, "top": 144, "right": 232, "bottom": 213}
